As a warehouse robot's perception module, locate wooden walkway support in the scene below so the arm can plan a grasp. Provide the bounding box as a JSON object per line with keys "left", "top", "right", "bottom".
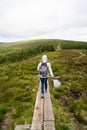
{"left": 31, "top": 83, "right": 55, "bottom": 130}
{"left": 14, "top": 124, "right": 31, "bottom": 130}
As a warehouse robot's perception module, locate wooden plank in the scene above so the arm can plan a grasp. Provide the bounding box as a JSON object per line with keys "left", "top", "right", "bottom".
{"left": 44, "top": 122, "right": 55, "bottom": 130}
{"left": 44, "top": 85, "right": 55, "bottom": 121}
{"left": 14, "top": 124, "right": 31, "bottom": 130}
{"left": 31, "top": 122, "right": 43, "bottom": 130}
{"left": 31, "top": 86, "right": 43, "bottom": 130}
{"left": 15, "top": 82, "right": 55, "bottom": 130}
{"left": 31, "top": 82, "right": 55, "bottom": 130}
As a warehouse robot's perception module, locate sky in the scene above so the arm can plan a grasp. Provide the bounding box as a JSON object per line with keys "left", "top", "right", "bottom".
{"left": 0, "top": 0, "right": 87, "bottom": 42}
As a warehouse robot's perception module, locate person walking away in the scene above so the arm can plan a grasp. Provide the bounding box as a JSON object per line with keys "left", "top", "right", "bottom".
{"left": 37, "top": 55, "right": 54, "bottom": 98}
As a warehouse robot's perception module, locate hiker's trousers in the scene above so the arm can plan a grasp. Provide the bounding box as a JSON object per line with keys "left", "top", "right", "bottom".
{"left": 40, "top": 78, "right": 48, "bottom": 94}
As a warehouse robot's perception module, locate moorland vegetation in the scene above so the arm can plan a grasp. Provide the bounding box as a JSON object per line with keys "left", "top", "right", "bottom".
{"left": 0, "top": 39, "right": 87, "bottom": 130}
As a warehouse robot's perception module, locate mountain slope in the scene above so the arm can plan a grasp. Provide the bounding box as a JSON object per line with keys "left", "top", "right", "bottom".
{"left": 0, "top": 39, "right": 87, "bottom": 130}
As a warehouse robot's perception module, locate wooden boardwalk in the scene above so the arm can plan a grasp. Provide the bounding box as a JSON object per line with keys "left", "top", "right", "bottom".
{"left": 15, "top": 83, "right": 55, "bottom": 130}
{"left": 31, "top": 83, "right": 55, "bottom": 130}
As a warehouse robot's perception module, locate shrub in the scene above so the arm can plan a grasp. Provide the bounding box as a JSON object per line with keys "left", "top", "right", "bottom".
{"left": 0, "top": 44, "right": 55, "bottom": 64}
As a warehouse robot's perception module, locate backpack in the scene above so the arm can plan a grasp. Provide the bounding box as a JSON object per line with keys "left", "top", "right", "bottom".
{"left": 40, "top": 62, "right": 48, "bottom": 77}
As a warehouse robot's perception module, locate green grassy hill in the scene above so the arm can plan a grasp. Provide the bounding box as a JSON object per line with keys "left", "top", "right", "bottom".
{"left": 0, "top": 39, "right": 87, "bottom": 130}
{"left": 0, "top": 39, "right": 87, "bottom": 50}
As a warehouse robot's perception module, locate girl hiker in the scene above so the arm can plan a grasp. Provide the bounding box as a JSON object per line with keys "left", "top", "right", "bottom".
{"left": 37, "top": 55, "right": 54, "bottom": 98}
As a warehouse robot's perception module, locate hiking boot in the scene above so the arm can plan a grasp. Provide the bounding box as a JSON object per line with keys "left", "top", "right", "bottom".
{"left": 41, "top": 94, "right": 44, "bottom": 98}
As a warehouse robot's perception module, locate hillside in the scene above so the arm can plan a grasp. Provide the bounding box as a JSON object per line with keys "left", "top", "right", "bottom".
{"left": 0, "top": 39, "right": 87, "bottom": 49}
{"left": 0, "top": 39, "right": 87, "bottom": 130}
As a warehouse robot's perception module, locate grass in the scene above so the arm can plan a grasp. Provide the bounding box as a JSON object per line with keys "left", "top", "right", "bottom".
{"left": 49, "top": 50, "right": 87, "bottom": 130}
{"left": 0, "top": 39, "right": 87, "bottom": 130}
{"left": 0, "top": 56, "right": 40, "bottom": 129}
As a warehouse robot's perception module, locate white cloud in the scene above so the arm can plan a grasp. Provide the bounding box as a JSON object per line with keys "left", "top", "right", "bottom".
{"left": 0, "top": 0, "right": 87, "bottom": 42}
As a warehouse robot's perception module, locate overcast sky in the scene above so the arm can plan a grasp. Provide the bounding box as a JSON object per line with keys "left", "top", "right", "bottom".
{"left": 0, "top": 0, "right": 87, "bottom": 42}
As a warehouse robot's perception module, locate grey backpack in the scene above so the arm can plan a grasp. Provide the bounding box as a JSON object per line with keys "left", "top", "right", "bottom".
{"left": 40, "top": 62, "right": 48, "bottom": 77}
